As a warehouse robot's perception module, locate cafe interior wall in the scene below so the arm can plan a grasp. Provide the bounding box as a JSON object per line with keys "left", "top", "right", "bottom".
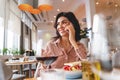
{"left": 3, "top": 0, "right": 120, "bottom": 55}
{"left": 1, "top": 0, "right": 22, "bottom": 54}
{"left": 94, "top": 0, "right": 120, "bottom": 50}
{"left": 107, "top": 17, "right": 120, "bottom": 49}
{"left": 1, "top": 0, "right": 53, "bottom": 55}
{"left": 36, "top": 23, "right": 56, "bottom": 55}
{"left": 9, "top": 0, "right": 38, "bottom": 54}
{"left": 20, "top": 21, "right": 37, "bottom": 52}
{"left": 0, "top": 0, "right": 38, "bottom": 55}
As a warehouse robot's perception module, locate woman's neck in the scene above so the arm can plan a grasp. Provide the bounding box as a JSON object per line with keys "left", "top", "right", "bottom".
{"left": 60, "top": 37, "right": 71, "bottom": 50}
{"left": 61, "top": 36, "right": 69, "bottom": 43}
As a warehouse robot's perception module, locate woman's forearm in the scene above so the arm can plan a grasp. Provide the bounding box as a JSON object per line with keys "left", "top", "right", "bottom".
{"left": 71, "top": 40, "right": 79, "bottom": 49}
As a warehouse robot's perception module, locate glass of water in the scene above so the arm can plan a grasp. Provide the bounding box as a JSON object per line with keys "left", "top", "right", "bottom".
{"left": 40, "top": 69, "right": 65, "bottom": 80}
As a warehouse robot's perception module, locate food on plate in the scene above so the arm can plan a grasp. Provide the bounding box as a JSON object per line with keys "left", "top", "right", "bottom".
{"left": 63, "top": 65, "right": 81, "bottom": 71}
{"left": 63, "top": 61, "right": 81, "bottom": 71}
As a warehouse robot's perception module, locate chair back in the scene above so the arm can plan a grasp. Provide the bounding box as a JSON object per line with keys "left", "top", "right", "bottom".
{"left": 0, "top": 60, "right": 12, "bottom": 80}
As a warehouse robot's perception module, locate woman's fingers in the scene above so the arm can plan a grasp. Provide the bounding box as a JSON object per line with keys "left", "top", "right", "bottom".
{"left": 65, "top": 23, "right": 74, "bottom": 32}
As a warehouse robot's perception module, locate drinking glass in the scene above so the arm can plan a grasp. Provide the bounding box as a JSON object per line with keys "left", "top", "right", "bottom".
{"left": 40, "top": 69, "right": 65, "bottom": 80}
{"left": 36, "top": 56, "right": 58, "bottom": 68}
{"left": 81, "top": 60, "right": 101, "bottom": 80}
{"left": 35, "top": 56, "right": 58, "bottom": 78}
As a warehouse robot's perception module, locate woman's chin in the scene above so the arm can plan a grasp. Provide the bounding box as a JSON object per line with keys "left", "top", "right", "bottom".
{"left": 59, "top": 31, "right": 68, "bottom": 36}
{"left": 60, "top": 33, "right": 69, "bottom": 37}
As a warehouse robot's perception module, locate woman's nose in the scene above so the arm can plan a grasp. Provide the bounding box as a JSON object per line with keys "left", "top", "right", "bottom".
{"left": 57, "top": 25, "right": 65, "bottom": 30}
{"left": 59, "top": 22, "right": 63, "bottom": 26}
{"left": 58, "top": 23, "right": 66, "bottom": 28}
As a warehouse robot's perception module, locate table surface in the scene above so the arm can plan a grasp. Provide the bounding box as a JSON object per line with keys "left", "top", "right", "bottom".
{"left": 24, "top": 77, "right": 82, "bottom": 80}
{"left": 5, "top": 60, "right": 38, "bottom": 65}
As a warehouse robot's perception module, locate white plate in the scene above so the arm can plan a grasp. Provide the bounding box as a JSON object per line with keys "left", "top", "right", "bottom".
{"left": 37, "top": 77, "right": 82, "bottom": 80}
{"left": 36, "top": 72, "right": 82, "bottom": 80}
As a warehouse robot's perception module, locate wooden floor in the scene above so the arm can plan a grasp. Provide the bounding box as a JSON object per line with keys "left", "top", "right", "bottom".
{"left": 24, "top": 78, "right": 37, "bottom": 80}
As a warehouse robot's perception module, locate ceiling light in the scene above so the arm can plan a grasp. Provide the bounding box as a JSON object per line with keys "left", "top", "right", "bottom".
{"left": 50, "top": 21, "right": 54, "bottom": 23}
{"left": 115, "top": 4, "right": 118, "bottom": 7}
{"left": 96, "top": 2, "right": 99, "bottom": 5}
{"left": 62, "top": 0, "right": 65, "bottom": 2}
{"left": 38, "top": 0, "right": 53, "bottom": 11}
{"left": 54, "top": 16, "right": 56, "bottom": 18}
{"left": 57, "top": 9, "right": 60, "bottom": 12}
{"left": 18, "top": 0, "right": 52, "bottom": 15}
{"left": 18, "top": 0, "right": 52, "bottom": 21}
{"left": 29, "top": 9, "right": 41, "bottom": 14}
{"left": 18, "top": 0, "right": 33, "bottom": 11}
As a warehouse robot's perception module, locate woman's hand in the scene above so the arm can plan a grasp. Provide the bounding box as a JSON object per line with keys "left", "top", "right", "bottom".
{"left": 65, "top": 23, "right": 78, "bottom": 49}
{"left": 65, "top": 23, "right": 75, "bottom": 42}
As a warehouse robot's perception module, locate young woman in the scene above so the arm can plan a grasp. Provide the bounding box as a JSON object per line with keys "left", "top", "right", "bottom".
{"left": 35, "top": 12, "right": 87, "bottom": 77}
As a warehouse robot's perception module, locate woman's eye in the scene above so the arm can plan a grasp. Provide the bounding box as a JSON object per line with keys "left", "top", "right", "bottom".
{"left": 63, "top": 21, "right": 69, "bottom": 25}
{"left": 64, "top": 21, "right": 70, "bottom": 25}
{"left": 63, "top": 22, "right": 67, "bottom": 24}
{"left": 56, "top": 20, "right": 69, "bottom": 26}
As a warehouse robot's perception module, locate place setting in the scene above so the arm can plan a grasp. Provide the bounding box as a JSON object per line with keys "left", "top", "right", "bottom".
{"left": 35, "top": 56, "right": 82, "bottom": 80}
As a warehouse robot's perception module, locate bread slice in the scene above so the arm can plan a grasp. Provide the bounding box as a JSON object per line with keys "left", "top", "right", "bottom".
{"left": 64, "top": 61, "right": 81, "bottom": 66}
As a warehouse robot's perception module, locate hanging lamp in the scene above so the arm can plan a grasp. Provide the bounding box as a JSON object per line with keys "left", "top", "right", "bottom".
{"left": 18, "top": 0, "right": 33, "bottom": 11}
{"left": 38, "top": 0, "right": 53, "bottom": 11}
{"left": 29, "top": 0, "right": 41, "bottom": 14}
{"left": 29, "top": 9, "right": 41, "bottom": 14}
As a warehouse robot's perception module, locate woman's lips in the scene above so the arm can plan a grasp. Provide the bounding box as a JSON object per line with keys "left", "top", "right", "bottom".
{"left": 59, "top": 30, "right": 67, "bottom": 33}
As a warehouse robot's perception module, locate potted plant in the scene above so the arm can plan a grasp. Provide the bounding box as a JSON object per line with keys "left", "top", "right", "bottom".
{"left": 2, "top": 48, "right": 8, "bottom": 55}
{"left": 80, "top": 28, "right": 89, "bottom": 39}
{"left": 19, "top": 49, "right": 25, "bottom": 55}
{"left": 11, "top": 48, "right": 20, "bottom": 55}
{"left": 80, "top": 28, "right": 91, "bottom": 49}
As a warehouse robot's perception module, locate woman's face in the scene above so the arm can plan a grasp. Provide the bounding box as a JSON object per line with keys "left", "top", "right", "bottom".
{"left": 57, "top": 16, "right": 70, "bottom": 37}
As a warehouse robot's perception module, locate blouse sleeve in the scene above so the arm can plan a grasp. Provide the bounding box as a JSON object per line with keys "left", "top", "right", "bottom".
{"left": 75, "top": 43, "right": 87, "bottom": 60}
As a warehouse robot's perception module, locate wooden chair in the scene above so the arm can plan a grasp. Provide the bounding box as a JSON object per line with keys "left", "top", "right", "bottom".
{"left": 11, "top": 74, "right": 26, "bottom": 80}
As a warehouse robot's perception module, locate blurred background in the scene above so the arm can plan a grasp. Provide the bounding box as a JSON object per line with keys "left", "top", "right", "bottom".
{"left": 0, "top": 0, "right": 120, "bottom": 55}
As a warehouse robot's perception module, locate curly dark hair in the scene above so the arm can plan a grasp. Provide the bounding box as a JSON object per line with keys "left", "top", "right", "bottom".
{"left": 53, "top": 12, "right": 81, "bottom": 41}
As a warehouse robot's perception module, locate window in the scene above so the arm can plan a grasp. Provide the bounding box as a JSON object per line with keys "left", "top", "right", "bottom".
{"left": 7, "top": 31, "right": 13, "bottom": 49}
{"left": 24, "top": 38, "right": 29, "bottom": 50}
{"left": 0, "top": 17, "right": 4, "bottom": 54}
{"left": 7, "top": 30, "right": 20, "bottom": 55}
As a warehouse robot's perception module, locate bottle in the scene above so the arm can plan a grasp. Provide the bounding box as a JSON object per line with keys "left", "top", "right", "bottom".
{"left": 112, "top": 48, "right": 120, "bottom": 69}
